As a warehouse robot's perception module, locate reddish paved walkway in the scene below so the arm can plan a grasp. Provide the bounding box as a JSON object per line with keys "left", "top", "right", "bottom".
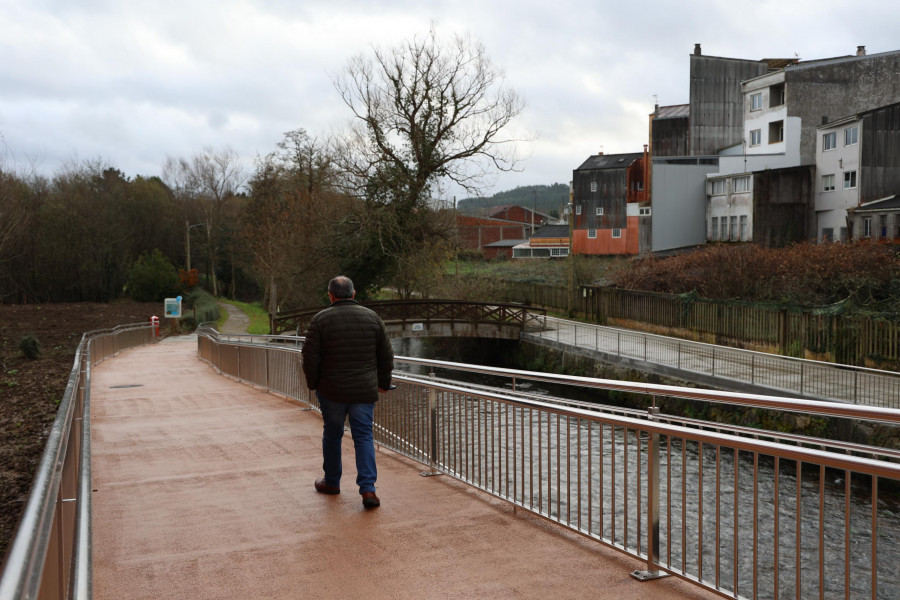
{"left": 90, "top": 335, "right": 719, "bottom": 600}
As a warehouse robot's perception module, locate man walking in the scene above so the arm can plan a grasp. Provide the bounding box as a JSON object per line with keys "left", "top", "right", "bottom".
{"left": 301, "top": 276, "right": 394, "bottom": 508}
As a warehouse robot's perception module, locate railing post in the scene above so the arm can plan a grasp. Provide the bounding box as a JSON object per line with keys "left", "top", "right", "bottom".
{"left": 632, "top": 401, "right": 668, "bottom": 581}
{"left": 421, "top": 370, "right": 441, "bottom": 477}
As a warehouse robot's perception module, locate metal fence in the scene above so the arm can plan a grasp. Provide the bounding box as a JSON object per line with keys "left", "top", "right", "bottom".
{"left": 197, "top": 328, "right": 900, "bottom": 600}
{"left": 0, "top": 323, "right": 158, "bottom": 600}
{"left": 528, "top": 316, "right": 900, "bottom": 409}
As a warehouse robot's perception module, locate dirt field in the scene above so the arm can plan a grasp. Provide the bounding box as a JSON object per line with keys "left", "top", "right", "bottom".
{"left": 0, "top": 301, "right": 162, "bottom": 560}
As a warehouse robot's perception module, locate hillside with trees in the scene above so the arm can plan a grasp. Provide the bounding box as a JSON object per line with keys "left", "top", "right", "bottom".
{"left": 456, "top": 183, "right": 569, "bottom": 219}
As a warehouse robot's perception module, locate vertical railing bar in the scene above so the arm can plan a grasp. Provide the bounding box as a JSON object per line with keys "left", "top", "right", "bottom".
{"left": 637, "top": 427, "right": 643, "bottom": 556}
{"left": 556, "top": 413, "right": 561, "bottom": 521}
{"left": 666, "top": 436, "right": 672, "bottom": 568}
{"left": 698, "top": 441, "right": 704, "bottom": 583}
{"left": 796, "top": 461, "right": 802, "bottom": 600}
{"left": 624, "top": 428, "right": 630, "bottom": 549}
{"left": 587, "top": 420, "right": 592, "bottom": 535}
{"left": 871, "top": 475, "right": 878, "bottom": 600}
{"left": 753, "top": 452, "right": 759, "bottom": 600}
{"left": 715, "top": 444, "right": 721, "bottom": 590}
{"left": 733, "top": 447, "right": 739, "bottom": 597}
{"left": 774, "top": 457, "right": 780, "bottom": 600}
{"left": 844, "top": 471, "right": 850, "bottom": 600}
{"left": 600, "top": 422, "right": 605, "bottom": 540}
{"left": 577, "top": 417, "right": 582, "bottom": 531}
{"left": 612, "top": 424, "right": 617, "bottom": 545}
{"left": 819, "top": 463, "right": 825, "bottom": 600}
{"left": 682, "top": 438, "right": 687, "bottom": 574}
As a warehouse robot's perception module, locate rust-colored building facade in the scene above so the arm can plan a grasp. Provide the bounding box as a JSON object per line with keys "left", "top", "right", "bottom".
{"left": 571, "top": 149, "right": 650, "bottom": 255}
{"left": 456, "top": 215, "right": 528, "bottom": 253}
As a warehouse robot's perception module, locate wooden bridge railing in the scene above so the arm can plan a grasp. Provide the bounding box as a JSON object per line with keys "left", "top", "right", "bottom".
{"left": 270, "top": 299, "right": 547, "bottom": 336}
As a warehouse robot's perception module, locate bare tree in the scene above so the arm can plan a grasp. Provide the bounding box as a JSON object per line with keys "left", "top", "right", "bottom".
{"left": 244, "top": 130, "right": 347, "bottom": 308}
{"left": 163, "top": 147, "right": 245, "bottom": 297}
{"left": 333, "top": 27, "right": 526, "bottom": 294}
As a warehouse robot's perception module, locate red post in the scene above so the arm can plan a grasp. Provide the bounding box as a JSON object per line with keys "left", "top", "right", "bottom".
{"left": 150, "top": 316, "right": 159, "bottom": 338}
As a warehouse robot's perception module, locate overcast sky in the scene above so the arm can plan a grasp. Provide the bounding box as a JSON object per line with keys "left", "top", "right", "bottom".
{"left": 2, "top": 0, "right": 898, "bottom": 200}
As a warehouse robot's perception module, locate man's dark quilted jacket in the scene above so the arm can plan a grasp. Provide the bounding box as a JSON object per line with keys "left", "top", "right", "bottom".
{"left": 301, "top": 300, "right": 394, "bottom": 403}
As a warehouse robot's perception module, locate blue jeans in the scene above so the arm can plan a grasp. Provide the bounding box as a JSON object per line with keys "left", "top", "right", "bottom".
{"left": 317, "top": 392, "right": 377, "bottom": 493}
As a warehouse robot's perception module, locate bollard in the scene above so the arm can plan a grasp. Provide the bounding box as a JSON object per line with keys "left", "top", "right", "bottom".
{"left": 150, "top": 315, "right": 159, "bottom": 338}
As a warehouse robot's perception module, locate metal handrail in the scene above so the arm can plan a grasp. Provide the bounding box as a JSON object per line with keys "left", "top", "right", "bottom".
{"left": 531, "top": 316, "right": 900, "bottom": 407}
{"left": 0, "top": 322, "right": 157, "bottom": 600}
{"left": 197, "top": 330, "right": 900, "bottom": 600}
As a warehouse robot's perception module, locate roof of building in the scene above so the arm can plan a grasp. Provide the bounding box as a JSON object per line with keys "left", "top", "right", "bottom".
{"left": 761, "top": 58, "right": 801, "bottom": 70}
{"left": 653, "top": 104, "right": 690, "bottom": 119}
{"left": 531, "top": 224, "right": 570, "bottom": 238}
{"left": 484, "top": 239, "right": 527, "bottom": 248}
{"left": 575, "top": 152, "right": 644, "bottom": 172}
{"left": 782, "top": 48, "right": 900, "bottom": 73}
{"left": 488, "top": 204, "right": 554, "bottom": 219}
{"left": 854, "top": 195, "right": 900, "bottom": 212}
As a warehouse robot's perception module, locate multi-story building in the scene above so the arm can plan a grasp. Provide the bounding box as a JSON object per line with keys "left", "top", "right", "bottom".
{"left": 707, "top": 46, "right": 900, "bottom": 245}
{"left": 570, "top": 150, "right": 649, "bottom": 255}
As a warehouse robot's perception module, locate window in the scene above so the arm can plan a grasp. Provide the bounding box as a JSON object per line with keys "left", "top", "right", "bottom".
{"left": 729, "top": 216, "right": 737, "bottom": 241}
{"left": 844, "top": 126, "right": 859, "bottom": 146}
{"left": 588, "top": 229, "right": 597, "bottom": 239}
{"left": 751, "top": 93, "right": 762, "bottom": 111}
{"left": 750, "top": 129, "right": 762, "bottom": 146}
{"left": 575, "top": 205, "right": 582, "bottom": 215}
{"left": 880, "top": 215, "right": 888, "bottom": 238}
{"left": 711, "top": 179, "right": 726, "bottom": 195}
{"left": 637, "top": 181, "right": 644, "bottom": 191}
{"left": 711, "top": 217, "right": 719, "bottom": 240}
{"left": 720, "top": 219, "right": 728, "bottom": 241}
{"left": 733, "top": 176, "right": 750, "bottom": 193}
{"left": 639, "top": 207, "right": 651, "bottom": 216}
{"left": 550, "top": 248, "right": 568, "bottom": 257}
{"left": 770, "top": 83, "right": 785, "bottom": 107}
{"left": 595, "top": 207, "right": 603, "bottom": 216}
{"left": 864, "top": 217, "right": 872, "bottom": 237}
{"left": 740, "top": 215, "right": 748, "bottom": 241}
{"left": 843, "top": 171, "right": 857, "bottom": 189}
{"left": 822, "top": 228, "right": 834, "bottom": 243}
{"left": 840, "top": 227, "right": 848, "bottom": 242}
{"left": 769, "top": 120, "right": 784, "bottom": 143}
{"left": 822, "top": 174, "right": 835, "bottom": 192}
{"left": 590, "top": 182, "right": 597, "bottom": 192}
{"left": 823, "top": 132, "right": 836, "bottom": 151}
{"left": 612, "top": 229, "right": 622, "bottom": 238}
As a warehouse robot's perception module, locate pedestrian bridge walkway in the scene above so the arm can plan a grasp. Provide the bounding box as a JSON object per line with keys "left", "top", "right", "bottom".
{"left": 88, "top": 335, "right": 714, "bottom": 600}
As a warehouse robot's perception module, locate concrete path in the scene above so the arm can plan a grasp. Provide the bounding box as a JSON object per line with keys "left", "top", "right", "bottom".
{"left": 90, "top": 336, "right": 719, "bottom": 600}
{"left": 216, "top": 301, "right": 250, "bottom": 334}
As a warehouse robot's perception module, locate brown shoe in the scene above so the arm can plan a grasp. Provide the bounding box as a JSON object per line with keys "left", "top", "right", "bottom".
{"left": 361, "top": 491, "right": 380, "bottom": 508}
{"left": 315, "top": 478, "right": 340, "bottom": 495}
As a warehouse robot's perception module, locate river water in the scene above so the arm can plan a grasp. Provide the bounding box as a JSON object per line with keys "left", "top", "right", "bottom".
{"left": 392, "top": 337, "right": 900, "bottom": 599}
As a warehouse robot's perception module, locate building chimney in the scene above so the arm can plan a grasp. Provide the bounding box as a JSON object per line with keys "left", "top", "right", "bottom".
{"left": 857, "top": 45, "right": 866, "bottom": 56}
{"left": 694, "top": 43, "right": 702, "bottom": 56}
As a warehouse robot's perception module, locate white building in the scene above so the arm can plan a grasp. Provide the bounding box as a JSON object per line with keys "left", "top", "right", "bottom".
{"left": 815, "top": 116, "right": 861, "bottom": 242}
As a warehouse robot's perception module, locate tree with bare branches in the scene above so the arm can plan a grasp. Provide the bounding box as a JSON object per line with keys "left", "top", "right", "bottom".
{"left": 163, "top": 147, "right": 245, "bottom": 297}
{"left": 333, "top": 28, "right": 525, "bottom": 295}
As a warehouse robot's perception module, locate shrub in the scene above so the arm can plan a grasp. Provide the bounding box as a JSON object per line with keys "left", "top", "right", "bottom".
{"left": 18, "top": 334, "right": 41, "bottom": 359}
{"left": 127, "top": 250, "right": 179, "bottom": 302}
{"left": 184, "top": 287, "right": 219, "bottom": 326}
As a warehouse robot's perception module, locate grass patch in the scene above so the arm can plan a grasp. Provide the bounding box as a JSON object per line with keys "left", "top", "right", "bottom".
{"left": 217, "top": 299, "right": 271, "bottom": 334}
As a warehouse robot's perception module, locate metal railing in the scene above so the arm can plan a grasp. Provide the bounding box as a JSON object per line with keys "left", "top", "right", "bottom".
{"left": 197, "top": 327, "right": 900, "bottom": 600}
{"left": 528, "top": 316, "right": 900, "bottom": 408}
{"left": 271, "top": 299, "right": 547, "bottom": 335}
{"left": 0, "top": 323, "right": 158, "bottom": 600}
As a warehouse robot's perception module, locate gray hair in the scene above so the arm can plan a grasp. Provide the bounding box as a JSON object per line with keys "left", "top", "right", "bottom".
{"left": 328, "top": 276, "right": 355, "bottom": 299}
